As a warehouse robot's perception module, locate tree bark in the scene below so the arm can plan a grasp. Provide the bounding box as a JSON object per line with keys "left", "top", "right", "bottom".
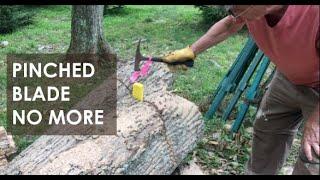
{"left": 67, "top": 5, "right": 117, "bottom": 62}
{"left": 2, "top": 62, "right": 204, "bottom": 175}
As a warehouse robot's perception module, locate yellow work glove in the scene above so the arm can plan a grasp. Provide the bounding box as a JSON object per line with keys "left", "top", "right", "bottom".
{"left": 162, "top": 46, "right": 196, "bottom": 71}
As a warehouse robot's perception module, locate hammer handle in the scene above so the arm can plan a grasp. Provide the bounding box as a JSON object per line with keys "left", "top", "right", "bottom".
{"left": 142, "top": 57, "right": 194, "bottom": 67}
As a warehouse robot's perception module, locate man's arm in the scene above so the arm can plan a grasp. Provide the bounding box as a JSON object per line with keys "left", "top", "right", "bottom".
{"left": 162, "top": 15, "right": 245, "bottom": 70}
{"left": 191, "top": 15, "right": 246, "bottom": 55}
{"left": 303, "top": 12, "right": 320, "bottom": 162}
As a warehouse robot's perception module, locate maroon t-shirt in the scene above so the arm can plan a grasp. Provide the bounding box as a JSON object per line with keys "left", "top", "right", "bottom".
{"left": 246, "top": 5, "right": 320, "bottom": 90}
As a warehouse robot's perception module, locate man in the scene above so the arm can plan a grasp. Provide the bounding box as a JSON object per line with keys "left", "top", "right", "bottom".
{"left": 162, "top": 5, "right": 319, "bottom": 175}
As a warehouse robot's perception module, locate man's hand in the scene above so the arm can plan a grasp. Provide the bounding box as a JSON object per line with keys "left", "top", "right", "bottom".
{"left": 162, "top": 46, "right": 195, "bottom": 71}
{"left": 162, "top": 46, "right": 195, "bottom": 63}
{"left": 302, "top": 105, "right": 320, "bottom": 162}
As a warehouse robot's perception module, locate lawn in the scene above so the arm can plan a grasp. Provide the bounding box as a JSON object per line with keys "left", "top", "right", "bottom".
{"left": 0, "top": 5, "right": 298, "bottom": 174}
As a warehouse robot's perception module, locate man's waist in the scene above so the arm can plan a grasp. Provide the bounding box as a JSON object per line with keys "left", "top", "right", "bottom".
{"left": 276, "top": 70, "right": 319, "bottom": 93}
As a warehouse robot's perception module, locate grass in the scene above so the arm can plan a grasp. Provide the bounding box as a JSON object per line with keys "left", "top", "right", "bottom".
{"left": 0, "top": 5, "right": 297, "bottom": 174}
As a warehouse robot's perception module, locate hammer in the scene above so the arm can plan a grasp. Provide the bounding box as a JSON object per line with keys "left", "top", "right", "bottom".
{"left": 134, "top": 39, "right": 194, "bottom": 71}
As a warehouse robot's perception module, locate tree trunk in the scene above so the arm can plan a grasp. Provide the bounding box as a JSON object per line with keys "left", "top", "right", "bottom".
{"left": 2, "top": 62, "right": 204, "bottom": 175}
{"left": 67, "top": 5, "right": 117, "bottom": 62}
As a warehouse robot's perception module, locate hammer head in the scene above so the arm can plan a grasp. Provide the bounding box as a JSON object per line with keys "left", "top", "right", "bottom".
{"left": 134, "top": 39, "right": 143, "bottom": 71}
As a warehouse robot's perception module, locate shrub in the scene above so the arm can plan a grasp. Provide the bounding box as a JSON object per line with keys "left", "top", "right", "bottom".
{"left": 0, "top": 5, "right": 34, "bottom": 34}
{"left": 103, "top": 5, "right": 126, "bottom": 16}
{"left": 196, "top": 5, "right": 228, "bottom": 26}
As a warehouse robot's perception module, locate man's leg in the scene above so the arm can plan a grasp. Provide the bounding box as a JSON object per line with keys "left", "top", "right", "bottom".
{"left": 246, "top": 71, "right": 303, "bottom": 175}
{"left": 292, "top": 86, "right": 319, "bottom": 175}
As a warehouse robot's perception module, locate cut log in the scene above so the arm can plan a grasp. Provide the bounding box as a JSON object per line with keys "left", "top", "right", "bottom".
{"left": 0, "top": 150, "right": 8, "bottom": 169}
{"left": 2, "top": 61, "right": 204, "bottom": 175}
{"left": 0, "top": 126, "right": 16, "bottom": 170}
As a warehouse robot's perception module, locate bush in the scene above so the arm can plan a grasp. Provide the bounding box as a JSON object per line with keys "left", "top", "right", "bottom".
{"left": 0, "top": 5, "right": 34, "bottom": 34}
{"left": 103, "top": 5, "right": 126, "bottom": 16}
{"left": 196, "top": 5, "right": 228, "bottom": 26}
